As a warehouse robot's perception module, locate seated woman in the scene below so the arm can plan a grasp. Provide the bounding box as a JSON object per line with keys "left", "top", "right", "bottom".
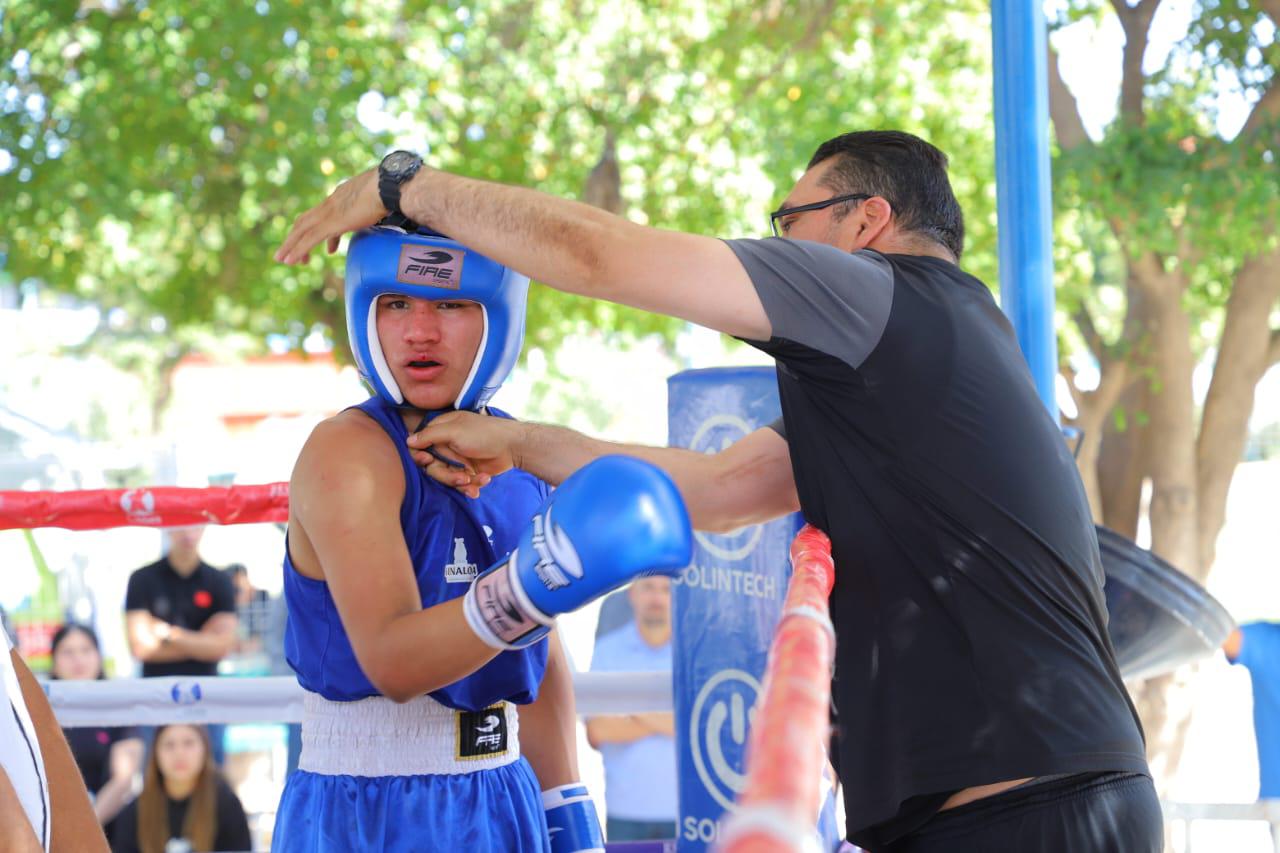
{"left": 49, "top": 624, "right": 144, "bottom": 833}
{"left": 110, "top": 724, "right": 251, "bottom": 853}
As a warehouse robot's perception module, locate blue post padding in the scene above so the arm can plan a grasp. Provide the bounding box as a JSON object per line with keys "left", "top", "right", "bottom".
{"left": 992, "top": 0, "right": 1060, "bottom": 421}
{"left": 667, "top": 368, "right": 803, "bottom": 852}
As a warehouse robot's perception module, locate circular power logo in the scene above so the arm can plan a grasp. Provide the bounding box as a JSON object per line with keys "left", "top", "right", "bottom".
{"left": 688, "top": 414, "right": 763, "bottom": 561}
{"left": 690, "top": 668, "right": 761, "bottom": 811}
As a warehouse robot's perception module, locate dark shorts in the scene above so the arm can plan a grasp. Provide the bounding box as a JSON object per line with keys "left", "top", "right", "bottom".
{"left": 881, "top": 772, "right": 1163, "bottom": 853}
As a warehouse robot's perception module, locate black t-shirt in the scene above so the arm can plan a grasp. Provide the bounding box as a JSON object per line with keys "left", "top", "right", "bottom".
{"left": 109, "top": 776, "right": 251, "bottom": 853}
{"left": 125, "top": 558, "right": 236, "bottom": 678}
{"left": 63, "top": 724, "right": 141, "bottom": 792}
{"left": 727, "top": 239, "right": 1148, "bottom": 848}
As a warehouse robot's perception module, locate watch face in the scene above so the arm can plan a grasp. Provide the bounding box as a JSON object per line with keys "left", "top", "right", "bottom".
{"left": 382, "top": 150, "right": 421, "bottom": 178}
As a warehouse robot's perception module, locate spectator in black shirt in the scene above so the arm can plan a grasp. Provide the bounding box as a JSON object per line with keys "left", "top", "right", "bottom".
{"left": 49, "top": 624, "right": 143, "bottom": 832}
{"left": 110, "top": 724, "right": 250, "bottom": 853}
{"left": 281, "top": 130, "right": 1162, "bottom": 851}
{"left": 124, "top": 527, "right": 237, "bottom": 679}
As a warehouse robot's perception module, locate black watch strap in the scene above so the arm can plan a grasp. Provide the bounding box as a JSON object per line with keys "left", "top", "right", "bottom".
{"left": 377, "top": 150, "right": 424, "bottom": 216}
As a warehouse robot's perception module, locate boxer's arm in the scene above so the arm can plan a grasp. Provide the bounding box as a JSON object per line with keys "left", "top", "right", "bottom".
{"left": 12, "top": 650, "right": 107, "bottom": 852}
{"left": 291, "top": 413, "right": 501, "bottom": 702}
{"left": 526, "top": 634, "right": 607, "bottom": 853}
{"left": 519, "top": 629, "right": 580, "bottom": 789}
{"left": 410, "top": 414, "right": 799, "bottom": 533}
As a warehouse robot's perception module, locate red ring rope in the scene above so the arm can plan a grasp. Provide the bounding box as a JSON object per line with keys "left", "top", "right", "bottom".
{"left": 0, "top": 484, "right": 290, "bottom": 531}
{"left": 720, "top": 524, "right": 837, "bottom": 853}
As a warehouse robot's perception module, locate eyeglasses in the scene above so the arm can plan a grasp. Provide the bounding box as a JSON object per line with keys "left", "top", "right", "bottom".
{"left": 769, "top": 193, "right": 871, "bottom": 237}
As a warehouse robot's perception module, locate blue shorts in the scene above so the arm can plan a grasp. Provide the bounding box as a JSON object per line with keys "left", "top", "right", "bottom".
{"left": 271, "top": 757, "right": 551, "bottom": 852}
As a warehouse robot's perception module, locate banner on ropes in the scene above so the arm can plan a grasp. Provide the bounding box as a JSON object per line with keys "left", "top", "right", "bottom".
{"left": 668, "top": 367, "right": 802, "bottom": 852}
{"left": 0, "top": 484, "right": 291, "bottom": 531}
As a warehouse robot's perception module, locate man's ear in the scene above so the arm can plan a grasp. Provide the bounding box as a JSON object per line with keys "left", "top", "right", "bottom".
{"left": 847, "top": 196, "right": 893, "bottom": 252}
{"left": 859, "top": 196, "right": 893, "bottom": 237}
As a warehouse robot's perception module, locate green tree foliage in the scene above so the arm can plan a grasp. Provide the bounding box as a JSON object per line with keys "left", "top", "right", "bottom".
{"left": 1, "top": 0, "right": 996, "bottom": 363}
{"left": 1047, "top": 0, "right": 1278, "bottom": 784}
{"left": 1048, "top": 0, "right": 1278, "bottom": 572}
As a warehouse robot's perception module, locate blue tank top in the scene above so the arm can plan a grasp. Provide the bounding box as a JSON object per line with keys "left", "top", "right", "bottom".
{"left": 283, "top": 397, "right": 551, "bottom": 710}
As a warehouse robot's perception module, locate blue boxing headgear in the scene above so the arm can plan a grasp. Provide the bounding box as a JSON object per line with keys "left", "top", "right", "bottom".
{"left": 345, "top": 225, "right": 530, "bottom": 411}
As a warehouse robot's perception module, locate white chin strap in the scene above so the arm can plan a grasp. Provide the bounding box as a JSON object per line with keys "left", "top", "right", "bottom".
{"left": 453, "top": 306, "right": 490, "bottom": 410}
{"left": 366, "top": 299, "right": 404, "bottom": 404}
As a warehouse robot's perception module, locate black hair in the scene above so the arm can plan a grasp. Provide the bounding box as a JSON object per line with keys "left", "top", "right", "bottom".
{"left": 808, "top": 130, "right": 965, "bottom": 260}
{"left": 49, "top": 622, "right": 105, "bottom": 680}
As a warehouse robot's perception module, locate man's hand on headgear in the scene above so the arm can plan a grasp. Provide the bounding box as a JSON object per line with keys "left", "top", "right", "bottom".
{"left": 275, "top": 167, "right": 386, "bottom": 265}
{"left": 407, "top": 411, "right": 520, "bottom": 497}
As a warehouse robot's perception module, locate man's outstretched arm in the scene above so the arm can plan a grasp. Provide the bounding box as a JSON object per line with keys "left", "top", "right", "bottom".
{"left": 275, "top": 165, "right": 772, "bottom": 341}
{"left": 409, "top": 411, "right": 799, "bottom": 533}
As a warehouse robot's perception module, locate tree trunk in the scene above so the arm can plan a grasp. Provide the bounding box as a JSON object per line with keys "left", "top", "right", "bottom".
{"left": 1096, "top": 384, "right": 1148, "bottom": 539}
{"left": 1070, "top": 359, "right": 1132, "bottom": 523}
{"left": 1089, "top": 282, "right": 1156, "bottom": 536}
{"left": 1195, "top": 249, "right": 1280, "bottom": 572}
{"left": 1131, "top": 256, "right": 1201, "bottom": 577}
{"left": 151, "top": 344, "right": 192, "bottom": 436}
{"left": 1134, "top": 667, "right": 1202, "bottom": 794}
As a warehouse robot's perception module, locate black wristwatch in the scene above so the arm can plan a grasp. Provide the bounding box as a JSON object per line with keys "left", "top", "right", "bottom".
{"left": 377, "top": 150, "right": 424, "bottom": 217}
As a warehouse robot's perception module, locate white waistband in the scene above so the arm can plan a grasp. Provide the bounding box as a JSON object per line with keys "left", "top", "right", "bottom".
{"left": 298, "top": 691, "right": 520, "bottom": 777}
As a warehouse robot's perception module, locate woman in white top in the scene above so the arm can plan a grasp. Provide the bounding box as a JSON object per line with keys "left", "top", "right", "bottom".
{"left": 1, "top": 630, "right": 107, "bottom": 851}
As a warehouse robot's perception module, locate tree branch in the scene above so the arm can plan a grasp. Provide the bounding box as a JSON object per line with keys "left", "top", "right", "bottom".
{"left": 1269, "top": 328, "right": 1280, "bottom": 370}
{"left": 1261, "top": 0, "right": 1280, "bottom": 27}
{"left": 1048, "top": 47, "right": 1091, "bottom": 150}
{"left": 1061, "top": 363, "right": 1086, "bottom": 414}
{"left": 1239, "top": 80, "right": 1280, "bottom": 139}
{"left": 1173, "top": 222, "right": 1204, "bottom": 273}
{"left": 1110, "top": 0, "right": 1162, "bottom": 124}
{"left": 757, "top": 0, "right": 837, "bottom": 90}
{"left": 1233, "top": 0, "right": 1278, "bottom": 138}
{"left": 1073, "top": 306, "right": 1109, "bottom": 364}
{"left": 1196, "top": 249, "right": 1280, "bottom": 571}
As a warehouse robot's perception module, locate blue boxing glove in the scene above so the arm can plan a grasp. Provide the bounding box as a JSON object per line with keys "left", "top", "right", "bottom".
{"left": 543, "top": 784, "right": 605, "bottom": 853}
{"left": 463, "top": 455, "right": 692, "bottom": 650}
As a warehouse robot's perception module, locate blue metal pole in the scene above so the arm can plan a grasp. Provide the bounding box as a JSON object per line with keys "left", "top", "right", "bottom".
{"left": 991, "top": 0, "right": 1059, "bottom": 421}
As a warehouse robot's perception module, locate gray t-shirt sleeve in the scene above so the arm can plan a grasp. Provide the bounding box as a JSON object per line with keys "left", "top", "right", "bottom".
{"left": 767, "top": 416, "right": 787, "bottom": 441}
{"left": 724, "top": 237, "right": 894, "bottom": 369}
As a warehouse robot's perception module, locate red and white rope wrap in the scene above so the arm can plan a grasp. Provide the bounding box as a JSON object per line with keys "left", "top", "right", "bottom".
{"left": 0, "top": 483, "right": 291, "bottom": 531}
{"left": 718, "top": 524, "right": 836, "bottom": 853}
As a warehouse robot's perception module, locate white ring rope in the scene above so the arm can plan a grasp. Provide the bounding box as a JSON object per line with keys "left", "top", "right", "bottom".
{"left": 44, "top": 671, "right": 672, "bottom": 728}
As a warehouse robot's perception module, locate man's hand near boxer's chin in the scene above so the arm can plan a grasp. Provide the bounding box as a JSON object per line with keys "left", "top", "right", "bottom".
{"left": 407, "top": 411, "right": 523, "bottom": 497}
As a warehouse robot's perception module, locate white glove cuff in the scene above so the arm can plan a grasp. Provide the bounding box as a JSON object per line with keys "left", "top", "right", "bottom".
{"left": 464, "top": 556, "right": 552, "bottom": 651}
